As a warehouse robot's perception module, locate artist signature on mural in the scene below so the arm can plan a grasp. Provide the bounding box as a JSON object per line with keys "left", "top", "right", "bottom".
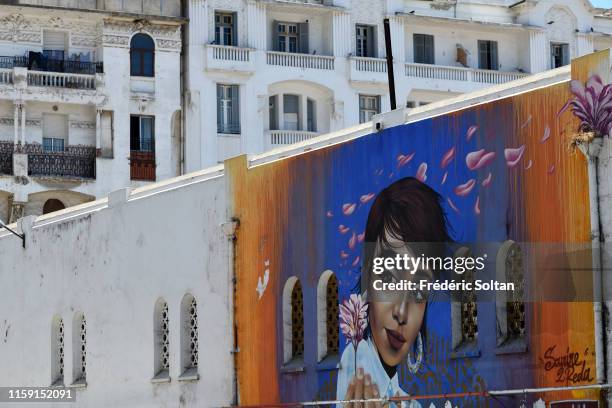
{"left": 540, "top": 345, "right": 594, "bottom": 384}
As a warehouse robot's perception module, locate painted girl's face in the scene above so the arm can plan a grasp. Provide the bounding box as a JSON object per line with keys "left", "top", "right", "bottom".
{"left": 369, "top": 237, "right": 427, "bottom": 367}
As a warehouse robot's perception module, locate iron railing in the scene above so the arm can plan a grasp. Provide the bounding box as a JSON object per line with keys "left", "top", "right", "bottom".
{"left": 26, "top": 144, "right": 96, "bottom": 179}
{"left": 0, "top": 55, "right": 103, "bottom": 75}
{"left": 0, "top": 141, "right": 13, "bottom": 175}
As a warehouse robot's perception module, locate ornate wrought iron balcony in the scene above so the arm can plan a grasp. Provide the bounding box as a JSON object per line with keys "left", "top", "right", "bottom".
{"left": 0, "top": 55, "right": 103, "bottom": 75}
{"left": 0, "top": 141, "right": 13, "bottom": 176}
{"left": 26, "top": 144, "right": 96, "bottom": 179}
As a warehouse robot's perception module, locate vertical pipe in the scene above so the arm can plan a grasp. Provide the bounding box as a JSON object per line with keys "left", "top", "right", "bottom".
{"left": 20, "top": 103, "right": 25, "bottom": 146}
{"left": 383, "top": 18, "right": 396, "bottom": 110}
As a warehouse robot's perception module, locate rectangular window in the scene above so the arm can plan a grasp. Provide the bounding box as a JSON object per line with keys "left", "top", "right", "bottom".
{"left": 356, "top": 25, "right": 376, "bottom": 58}
{"left": 413, "top": 34, "right": 434, "bottom": 64}
{"left": 274, "top": 22, "right": 308, "bottom": 53}
{"left": 42, "top": 114, "right": 67, "bottom": 152}
{"left": 550, "top": 42, "right": 569, "bottom": 69}
{"left": 130, "top": 116, "right": 155, "bottom": 152}
{"left": 283, "top": 94, "right": 299, "bottom": 130}
{"left": 217, "top": 84, "right": 240, "bottom": 134}
{"left": 269, "top": 95, "right": 278, "bottom": 130}
{"left": 307, "top": 98, "right": 316, "bottom": 132}
{"left": 359, "top": 95, "right": 380, "bottom": 124}
{"left": 215, "top": 11, "right": 236, "bottom": 46}
{"left": 478, "top": 40, "right": 499, "bottom": 70}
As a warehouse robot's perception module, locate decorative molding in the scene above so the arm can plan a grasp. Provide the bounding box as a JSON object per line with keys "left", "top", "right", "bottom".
{"left": 71, "top": 35, "right": 97, "bottom": 48}
{"left": 0, "top": 118, "right": 41, "bottom": 127}
{"left": 157, "top": 39, "right": 182, "bottom": 51}
{"left": 69, "top": 120, "right": 95, "bottom": 130}
{"left": 102, "top": 34, "right": 129, "bottom": 47}
{"left": 48, "top": 16, "right": 63, "bottom": 28}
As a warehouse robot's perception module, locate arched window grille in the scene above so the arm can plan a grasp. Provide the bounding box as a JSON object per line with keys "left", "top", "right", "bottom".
{"left": 72, "top": 313, "right": 86, "bottom": 385}
{"left": 180, "top": 294, "right": 198, "bottom": 378}
{"left": 154, "top": 299, "right": 170, "bottom": 379}
{"left": 451, "top": 247, "right": 478, "bottom": 350}
{"left": 496, "top": 240, "right": 526, "bottom": 346}
{"left": 317, "top": 271, "right": 339, "bottom": 361}
{"left": 51, "top": 315, "right": 64, "bottom": 386}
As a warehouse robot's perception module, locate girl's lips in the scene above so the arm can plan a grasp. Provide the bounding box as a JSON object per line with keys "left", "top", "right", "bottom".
{"left": 385, "top": 328, "right": 406, "bottom": 350}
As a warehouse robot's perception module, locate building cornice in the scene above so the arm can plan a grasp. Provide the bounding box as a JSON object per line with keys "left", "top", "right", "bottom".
{"left": 394, "top": 12, "right": 527, "bottom": 32}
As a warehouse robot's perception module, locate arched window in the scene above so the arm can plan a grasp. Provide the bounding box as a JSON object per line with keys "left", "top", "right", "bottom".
{"left": 43, "top": 199, "right": 65, "bottom": 214}
{"left": 496, "top": 241, "right": 525, "bottom": 347}
{"left": 180, "top": 294, "right": 198, "bottom": 379}
{"left": 153, "top": 298, "right": 170, "bottom": 379}
{"left": 317, "top": 271, "right": 339, "bottom": 361}
{"left": 451, "top": 247, "right": 478, "bottom": 350}
{"left": 51, "top": 315, "right": 64, "bottom": 386}
{"left": 282, "top": 277, "right": 304, "bottom": 364}
{"left": 130, "top": 33, "right": 155, "bottom": 77}
{"left": 72, "top": 313, "right": 86, "bottom": 385}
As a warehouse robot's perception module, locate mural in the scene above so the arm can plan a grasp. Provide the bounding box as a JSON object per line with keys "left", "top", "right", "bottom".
{"left": 227, "top": 52, "right": 610, "bottom": 407}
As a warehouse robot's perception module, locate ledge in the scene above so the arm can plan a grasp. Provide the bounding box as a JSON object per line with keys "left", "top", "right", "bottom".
{"left": 178, "top": 367, "right": 199, "bottom": 382}
{"left": 69, "top": 379, "right": 87, "bottom": 389}
{"left": 316, "top": 354, "right": 340, "bottom": 371}
{"left": 495, "top": 339, "right": 528, "bottom": 355}
{"left": 151, "top": 370, "right": 171, "bottom": 384}
{"left": 281, "top": 357, "right": 306, "bottom": 373}
{"left": 450, "top": 343, "right": 481, "bottom": 359}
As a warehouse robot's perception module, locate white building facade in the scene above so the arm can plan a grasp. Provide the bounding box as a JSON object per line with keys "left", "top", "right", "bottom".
{"left": 0, "top": 0, "right": 183, "bottom": 222}
{"left": 184, "top": 0, "right": 612, "bottom": 170}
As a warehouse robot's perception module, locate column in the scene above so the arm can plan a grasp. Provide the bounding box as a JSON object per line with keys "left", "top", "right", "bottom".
{"left": 20, "top": 102, "right": 25, "bottom": 146}
{"left": 528, "top": 29, "right": 548, "bottom": 74}
{"left": 388, "top": 16, "right": 405, "bottom": 63}
{"left": 95, "top": 109, "right": 102, "bottom": 157}
{"left": 247, "top": 0, "right": 266, "bottom": 50}
{"left": 13, "top": 102, "right": 19, "bottom": 147}
{"left": 332, "top": 11, "right": 351, "bottom": 57}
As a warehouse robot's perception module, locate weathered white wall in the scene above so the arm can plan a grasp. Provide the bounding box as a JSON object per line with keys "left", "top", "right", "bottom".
{"left": 0, "top": 166, "right": 233, "bottom": 408}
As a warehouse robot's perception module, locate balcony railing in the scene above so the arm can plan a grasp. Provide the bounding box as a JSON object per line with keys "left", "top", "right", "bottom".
{"left": 0, "top": 141, "right": 13, "bottom": 175}
{"left": 405, "top": 62, "right": 527, "bottom": 84}
{"left": 26, "top": 144, "right": 96, "bottom": 179}
{"left": 28, "top": 71, "right": 96, "bottom": 90}
{"left": 266, "top": 51, "right": 334, "bottom": 70}
{"left": 352, "top": 56, "right": 387, "bottom": 73}
{"left": 130, "top": 151, "right": 156, "bottom": 181}
{"left": 205, "top": 44, "right": 254, "bottom": 72}
{"left": 210, "top": 45, "right": 251, "bottom": 62}
{"left": 268, "top": 130, "right": 319, "bottom": 147}
{"left": 0, "top": 68, "right": 12, "bottom": 85}
{"left": 0, "top": 55, "right": 103, "bottom": 75}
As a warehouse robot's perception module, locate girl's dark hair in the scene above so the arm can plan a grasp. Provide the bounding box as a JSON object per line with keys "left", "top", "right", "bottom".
{"left": 360, "top": 177, "right": 452, "bottom": 370}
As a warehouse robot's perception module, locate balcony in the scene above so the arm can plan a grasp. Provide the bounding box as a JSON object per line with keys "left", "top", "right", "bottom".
{"left": 404, "top": 63, "right": 528, "bottom": 92}
{"left": 0, "top": 141, "right": 13, "bottom": 175}
{"left": 205, "top": 45, "right": 254, "bottom": 73}
{"left": 349, "top": 56, "right": 387, "bottom": 83}
{"left": 25, "top": 144, "right": 96, "bottom": 179}
{"left": 0, "top": 56, "right": 103, "bottom": 75}
{"left": 130, "top": 151, "right": 156, "bottom": 181}
{"left": 266, "top": 51, "right": 334, "bottom": 70}
{"left": 266, "top": 130, "right": 319, "bottom": 149}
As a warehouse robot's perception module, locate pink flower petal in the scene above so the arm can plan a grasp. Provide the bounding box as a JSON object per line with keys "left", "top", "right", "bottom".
{"left": 348, "top": 232, "right": 357, "bottom": 250}
{"left": 505, "top": 145, "right": 526, "bottom": 168}
{"left": 447, "top": 198, "right": 460, "bottom": 214}
{"left": 360, "top": 193, "right": 375, "bottom": 204}
{"left": 396, "top": 152, "right": 415, "bottom": 168}
{"left": 466, "top": 149, "right": 496, "bottom": 171}
{"left": 338, "top": 225, "right": 350, "bottom": 234}
{"left": 342, "top": 203, "right": 357, "bottom": 216}
{"left": 482, "top": 172, "right": 492, "bottom": 187}
{"left": 540, "top": 126, "right": 551, "bottom": 143}
{"left": 340, "top": 250, "right": 349, "bottom": 259}
{"left": 326, "top": 210, "right": 333, "bottom": 218}
{"left": 442, "top": 171, "right": 448, "bottom": 185}
{"left": 548, "top": 164, "right": 555, "bottom": 174}
{"left": 524, "top": 159, "right": 533, "bottom": 170}
{"left": 352, "top": 256, "right": 361, "bottom": 267}
{"left": 466, "top": 125, "right": 478, "bottom": 141}
{"left": 521, "top": 115, "right": 532, "bottom": 129}
{"left": 416, "top": 162, "right": 427, "bottom": 182}
{"left": 454, "top": 179, "right": 476, "bottom": 197}
{"left": 357, "top": 233, "right": 365, "bottom": 243}
{"left": 474, "top": 196, "right": 480, "bottom": 215}
{"left": 440, "top": 147, "right": 455, "bottom": 169}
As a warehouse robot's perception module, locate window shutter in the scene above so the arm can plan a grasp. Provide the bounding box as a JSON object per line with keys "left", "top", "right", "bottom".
{"left": 298, "top": 22, "right": 309, "bottom": 54}
{"left": 130, "top": 116, "right": 140, "bottom": 150}
{"left": 43, "top": 114, "right": 67, "bottom": 140}
{"left": 425, "top": 35, "right": 434, "bottom": 64}
{"left": 413, "top": 34, "right": 423, "bottom": 63}
{"left": 231, "top": 85, "right": 240, "bottom": 133}
{"left": 562, "top": 43, "right": 569, "bottom": 66}
{"left": 232, "top": 13, "right": 237, "bottom": 46}
{"left": 366, "top": 26, "right": 375, "bottom": 58}
{"left": 490, "top": 41, "right": 498, "bottom": 70}
{"left": 43, "top": 31, "right": 67, "bottom": 51}
{"left": 272, "top": 21, "right": 280, "bottom": 51}
{"left": 216, "top": 85, "right": 223, "bottom": 133}
{"left": 269, "top": 96, "right": 278, "bottom": 130}
{"left": 478, "top": 40, "right": 487, "bottom": 69}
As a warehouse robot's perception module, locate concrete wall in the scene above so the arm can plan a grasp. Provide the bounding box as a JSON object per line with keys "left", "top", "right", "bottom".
{"left": 0, "top": 166, "right": 233, "bottom": 407}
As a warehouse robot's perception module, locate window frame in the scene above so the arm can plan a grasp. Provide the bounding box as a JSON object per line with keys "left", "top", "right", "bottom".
{"left": 130, "top": 33, "right": 155, "bottom": 77}
{"left": 413, "top": 33, "right": 435, "bottom": 64}
{"left": 217, "top": 84, "right": 241, "bottom": 134}
{"left": 356, "top": 24, "right": 376, "bottom": 58}
{"left": 130, "top": 115, "right": 155, "bottom": 153}
{"left": 477, "top": 39, "right": 499, "bottom": 71}
{"left": 359, "top": 94, "right": 381, "bottom": 124}
{"left": 550, "top": 42, "right": 570, "bottom": 69}
{"left": 215, "top": 11, "right": 237, "bottom": 46}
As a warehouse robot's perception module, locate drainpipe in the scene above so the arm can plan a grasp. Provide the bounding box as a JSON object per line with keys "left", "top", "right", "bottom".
{"left": 580, "top": 138, "right": 607, "bottom": 388}
{"left": 223, "top": 217, "right": 240, "bottom": 406}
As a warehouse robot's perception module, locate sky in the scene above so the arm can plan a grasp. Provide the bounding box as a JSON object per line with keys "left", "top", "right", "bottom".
{"left": 592, "top": 0, "right": 612, "bottom": 8}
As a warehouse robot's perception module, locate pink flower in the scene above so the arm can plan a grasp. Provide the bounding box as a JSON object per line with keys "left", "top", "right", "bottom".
{"left": 570, "top": 75, "right": 612, "bottom": 137}
{"left": 339, "top": 294, "right": 369, "bottom": 348}
{"left": 466, "top": 149, "right": 496, "bottom": 171}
